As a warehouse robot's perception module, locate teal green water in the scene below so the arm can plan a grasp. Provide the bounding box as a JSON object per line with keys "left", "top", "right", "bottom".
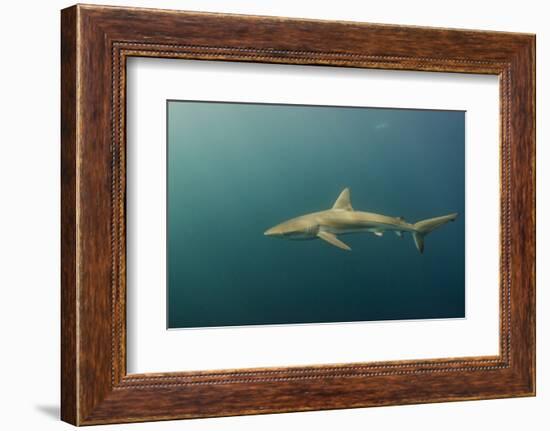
{"left": 167, "top": 101, "right": 465, "bottom": 329}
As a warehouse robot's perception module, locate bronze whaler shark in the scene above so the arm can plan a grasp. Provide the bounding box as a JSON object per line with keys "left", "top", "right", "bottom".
{"left": 264, "top": 188, "right": 457, "bottom": 253}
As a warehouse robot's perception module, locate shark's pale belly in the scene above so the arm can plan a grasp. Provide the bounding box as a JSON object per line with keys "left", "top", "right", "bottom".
{"left": 318, "top": 211, "right": 413, "bottom": 235}
{"left": 322, "top": 224, "right": 399, "bottom": 235}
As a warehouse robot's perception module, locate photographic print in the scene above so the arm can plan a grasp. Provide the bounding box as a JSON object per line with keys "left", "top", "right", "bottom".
{"left": 167, "top": 100, "right": 465, "bottom": 329}
{"left": 60, "top": 7, "right": 536, "bottom": 423}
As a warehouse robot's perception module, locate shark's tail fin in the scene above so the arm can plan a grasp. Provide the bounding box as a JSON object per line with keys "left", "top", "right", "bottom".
{"left": 412, "top": 213, "right": 458, "bottom": 254}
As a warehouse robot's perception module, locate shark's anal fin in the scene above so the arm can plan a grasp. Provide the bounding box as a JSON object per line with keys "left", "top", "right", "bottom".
{"left": 317, "top": 231, "right": 351, "bottom": 251}
{"left": 332, "top": 188, "right": 353, "bottom": 211}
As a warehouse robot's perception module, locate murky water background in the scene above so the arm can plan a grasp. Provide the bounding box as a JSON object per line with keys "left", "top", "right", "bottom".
{"left": 167, "top": 101, "right": 465, "bottom": 328}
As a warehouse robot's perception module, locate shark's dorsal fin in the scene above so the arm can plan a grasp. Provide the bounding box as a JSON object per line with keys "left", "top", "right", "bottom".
{"left": 332, "top": 188, "right": 353, "bottom": 211}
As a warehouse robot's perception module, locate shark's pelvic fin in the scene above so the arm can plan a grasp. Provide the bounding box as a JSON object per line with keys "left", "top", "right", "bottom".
{"left": 332, "top": 188, "right": 353, "bottom": 211}
{"left": 317, "top": 231, "right": 351, "bottom": 251}
{"left": 395, "top": 231, "right": 403, "bottom": 238}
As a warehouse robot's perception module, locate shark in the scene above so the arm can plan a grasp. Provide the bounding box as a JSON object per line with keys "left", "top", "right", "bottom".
{"left": 264, "top": 188, "right": 458, "bottom": 253}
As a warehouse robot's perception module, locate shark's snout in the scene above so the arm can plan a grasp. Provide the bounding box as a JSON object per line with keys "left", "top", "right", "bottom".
{"left": 264, "top": 227, "right": 280, "bottom": 236}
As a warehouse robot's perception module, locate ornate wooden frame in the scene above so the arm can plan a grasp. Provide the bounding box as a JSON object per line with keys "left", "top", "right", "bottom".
{"left": 61, "top": 4, "right": 535, "bottom": 426}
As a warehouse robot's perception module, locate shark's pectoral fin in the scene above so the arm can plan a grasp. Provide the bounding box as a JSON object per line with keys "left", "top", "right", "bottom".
{"left": 317, "top": 231, "right": 351, "bottom": 251}
{"left": 373, "top": 231, "right": 383, "bottom": 237}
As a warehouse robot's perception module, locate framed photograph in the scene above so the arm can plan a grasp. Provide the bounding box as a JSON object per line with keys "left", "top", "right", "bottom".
{"left": 61, "top": 4, "right": 535, "bottom": 425}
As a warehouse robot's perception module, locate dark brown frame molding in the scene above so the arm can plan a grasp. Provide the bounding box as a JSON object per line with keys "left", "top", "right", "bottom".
{"left": 61, "top": 4, "right": 535, "bottom": 425}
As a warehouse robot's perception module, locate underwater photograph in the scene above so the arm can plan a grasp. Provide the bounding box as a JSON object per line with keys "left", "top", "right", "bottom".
{"left": 167, "top": 100, "right": 465, "bottom": 329}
